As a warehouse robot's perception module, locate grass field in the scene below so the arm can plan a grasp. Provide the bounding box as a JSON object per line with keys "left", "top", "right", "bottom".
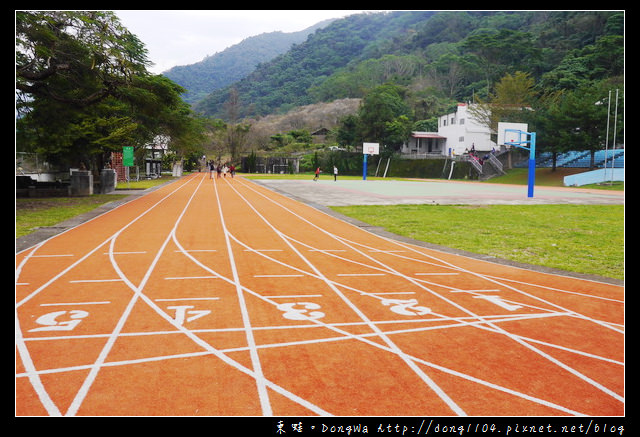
{"left": 15, "top": 177, "right": 175, "bottom": 238}
{"left": 331, "top": 204, "right": 624, "bottom": 280}
{"left": 15, "top": 194, "right": 130, "bottom": 238}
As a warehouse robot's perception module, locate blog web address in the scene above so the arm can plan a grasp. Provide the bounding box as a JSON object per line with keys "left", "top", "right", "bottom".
{"left": 270, "top": 418, "right": 626, "bottom": 436}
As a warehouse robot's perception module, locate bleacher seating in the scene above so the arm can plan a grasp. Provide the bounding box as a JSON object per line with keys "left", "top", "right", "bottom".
{"left": 515, "top": 149, "right": 624, "bottom": 168}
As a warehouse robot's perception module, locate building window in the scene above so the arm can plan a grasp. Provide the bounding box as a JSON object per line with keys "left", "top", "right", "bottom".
{"left": 459, "top": 136, "right": 465, "bottom": 142}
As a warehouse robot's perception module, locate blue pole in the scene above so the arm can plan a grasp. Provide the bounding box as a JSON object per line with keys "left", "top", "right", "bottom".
{"left": 363, "top": 154, "right": 368, "bottom": 180}
{"left": 527, "top": 132, "right": 536, "bottom": 198}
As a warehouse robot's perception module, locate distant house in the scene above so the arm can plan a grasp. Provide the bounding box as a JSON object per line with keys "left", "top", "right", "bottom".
{"left": 401, "top": 132, "right": 447, "bottom": 157}
{"left": 402, "top": 103, "right": 502, "bottom": 157}
{"left": 311, "top": 127, "right": 329, "bottom": 143}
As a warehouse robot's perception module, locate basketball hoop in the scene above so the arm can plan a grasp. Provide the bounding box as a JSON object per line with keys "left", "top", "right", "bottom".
{"left": 363, "top": 143, "right": 379, "bottom": 156}
{"left": 362, "top": 143, "right": 379, "bottom": 180}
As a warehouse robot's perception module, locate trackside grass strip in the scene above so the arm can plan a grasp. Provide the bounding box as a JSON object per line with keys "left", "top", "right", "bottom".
{"left": 16, "top": 195, "right": 129, "bottom": 238}
{"left": 331, "top": 204, "right": 624, "bottom": 280}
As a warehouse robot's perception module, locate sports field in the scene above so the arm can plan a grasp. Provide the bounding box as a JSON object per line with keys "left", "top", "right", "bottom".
{"left": 15, "top": 173, "right": 624, "bottom": 417}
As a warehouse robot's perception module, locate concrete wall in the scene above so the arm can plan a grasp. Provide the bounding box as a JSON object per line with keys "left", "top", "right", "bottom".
{"left": 564, "top": 168, "right": 624, "bottom": 186}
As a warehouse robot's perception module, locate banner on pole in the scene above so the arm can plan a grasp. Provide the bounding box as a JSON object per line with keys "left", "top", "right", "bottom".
{"left": 123, "top": 146, "right": 134, "bottom": 167}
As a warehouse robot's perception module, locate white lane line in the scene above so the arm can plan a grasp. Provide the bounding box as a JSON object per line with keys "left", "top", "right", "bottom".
{"left": 263, "top": 294, "right": 324, "bottom": 299}
{"left": 213, "top": 177, "right": 272, "bottom": 416}
{"left": 336, "top": 273, "right": 385, "bottom": 277}
{"left": 225, "top": 177, "right": 467, "bottom": 416}
{"left": 104, "top": 251, "right": 147, "bottom": 255}
{"left": 370, "top": 292, "right": 415, "bottom": 296}
{"left": 415, "top": 272, "right": 459, "bottom": 276}
{"left": 166, "top": 181, "right": 331, "bottom": 415}
{"left": 154, "top": 297, "right": 220, "bottom": 302}
{"left": 40, "top": 301, "right": 110, "bottom": 306}
{"left": 234, "top": 177, "right": 625, "bottom": 408}
{"left": 16, "top": 175, "right": 197, "bottom": 417}
{"left": 254, "top": 274, "right": 304, "bottom": 278}
{"left": 157, "top": 225, "right": 598, "bottom": 416}
{"left": 65, "top": 176, "right": 200, "bottom": 417}
{"left": 30, "top": 254, "right": 74, "bottom": 258}
{"left": 164, "top": 276, "right": 219, "bottom": 280}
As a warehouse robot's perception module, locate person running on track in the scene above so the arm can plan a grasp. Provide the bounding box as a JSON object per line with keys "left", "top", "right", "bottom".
{"left": 313, "top": 167, "right": 321, "bottom": 181}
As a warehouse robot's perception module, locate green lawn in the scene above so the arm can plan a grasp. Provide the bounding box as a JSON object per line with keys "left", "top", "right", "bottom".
{"left": 15, "top": 176, "right": 176, "bottom": 238}
{"left": 16, "top": 194, "right": 129, "bottom": 238}
{"left": 331, "top": 204, "right": 624, "bottom": 280}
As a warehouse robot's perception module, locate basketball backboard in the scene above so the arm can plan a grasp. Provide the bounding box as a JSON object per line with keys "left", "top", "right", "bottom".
{"left": 497, "top": 122, "right": 528, "bottom": 147}
{"left": 363, "top": 142, "right": 380, "bottom": 155}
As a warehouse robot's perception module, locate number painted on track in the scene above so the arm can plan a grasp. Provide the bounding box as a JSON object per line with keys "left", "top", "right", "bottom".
{"left": 381, "top": 298, "right": 431, "bottom": 316}
{"left": 277, "top": 302, "right": 325, "bottom": 321}
{"left": 167, "top": 305, "right": 211, "bottom": 326}
{"left": 29, "top": 310, "right": 89, "bottom": 332}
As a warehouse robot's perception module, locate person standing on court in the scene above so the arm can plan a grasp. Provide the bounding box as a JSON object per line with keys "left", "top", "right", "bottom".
{"left": 333, "top": 165, "right": 338, "bottom": 181}
{"left": 313, "top": 167, "right": 321, "bottom": 181}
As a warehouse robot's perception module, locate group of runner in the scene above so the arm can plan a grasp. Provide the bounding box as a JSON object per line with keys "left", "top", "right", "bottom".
{"left": 207, "top": 161, "right": 235, "bottom": 179}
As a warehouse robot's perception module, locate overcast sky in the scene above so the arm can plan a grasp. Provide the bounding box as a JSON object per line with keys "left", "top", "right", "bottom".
{"left": 114, "top": 10, "right": 368, "bottom": 74}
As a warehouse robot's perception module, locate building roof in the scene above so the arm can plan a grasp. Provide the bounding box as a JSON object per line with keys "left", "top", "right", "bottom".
{"left": 411, "top": 132, "right": 446, "bottom": 139}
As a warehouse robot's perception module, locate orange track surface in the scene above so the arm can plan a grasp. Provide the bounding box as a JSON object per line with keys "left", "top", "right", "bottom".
{"left": 16, "top": 173, "right": 624, "bottom": 416}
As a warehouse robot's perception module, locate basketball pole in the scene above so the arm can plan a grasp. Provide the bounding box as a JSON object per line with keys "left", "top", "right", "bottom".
{"left": 363, "top": 153, "right": 368, "bottom": 180}
{"left": 362, "top": 143, "right": 379, "bottom": 181}
{"left": 505, "top": 129, "right": 536, "bottom": 198}
{"left": 527, "top": 132, "right": 536, "bottom": 198}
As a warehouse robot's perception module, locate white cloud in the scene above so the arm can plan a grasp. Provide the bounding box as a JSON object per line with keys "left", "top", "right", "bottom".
{"left": 115, "top": 10, "right": 364, "bottom": 73}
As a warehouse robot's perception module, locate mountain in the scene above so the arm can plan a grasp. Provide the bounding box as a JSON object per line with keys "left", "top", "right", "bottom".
{"left": 194, "top": 11, "right": 437, "bottom": 117}
{"left": 163, "top": 19, "right": 334, "bottom": 104}
{"left": 191, "top": 11, "right": 623, "bottom": 120}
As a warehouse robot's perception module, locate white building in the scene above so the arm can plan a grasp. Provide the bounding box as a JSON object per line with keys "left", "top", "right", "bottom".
{"left": 402, "top": 103, "right": 498, "bottom": 157}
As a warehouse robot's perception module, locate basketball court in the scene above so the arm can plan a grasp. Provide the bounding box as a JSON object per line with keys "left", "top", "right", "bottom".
{"left": 255, "top": 178, "right": 625, "bottom": 206}
{"left": 16, "top": 173, "right": 624, "bottom": 417}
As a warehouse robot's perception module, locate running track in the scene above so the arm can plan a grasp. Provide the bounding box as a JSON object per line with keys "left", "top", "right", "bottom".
{"left": 15, "top": 173, "right": 624, "bottom": 416}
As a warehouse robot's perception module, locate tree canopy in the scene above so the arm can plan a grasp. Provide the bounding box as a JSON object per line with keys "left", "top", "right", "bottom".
{"left": 16, "top": 11, "right": 206, "bottom": 170}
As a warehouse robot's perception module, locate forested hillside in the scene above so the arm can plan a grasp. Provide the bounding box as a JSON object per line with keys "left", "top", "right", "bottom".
{"left": 163, "top": 19, "right": 333, "bottom": 104}
{"left": 192, "top": 11, "right": 623, "bottom": 121}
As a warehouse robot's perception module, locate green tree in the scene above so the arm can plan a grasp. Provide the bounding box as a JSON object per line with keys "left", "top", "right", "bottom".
{"left": 384, "top": 115, "right": 413, "bottom": 151}
{"left": 16, "top": 11, "right": 149, "bottom": 107}
{"left": 16, "top": 11, "right": 205, "bottom": 170}
{"left": 356, "top": 83, "right": 412, "bottom": 152}
{"left": 541, "top": 82, "right": 621, "bottom": 169}
{"left": 335, "top": 114, "right": 359, "bottom": 148}
{"left": 462, "top": 28, "right": 540, "bottom": 96}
